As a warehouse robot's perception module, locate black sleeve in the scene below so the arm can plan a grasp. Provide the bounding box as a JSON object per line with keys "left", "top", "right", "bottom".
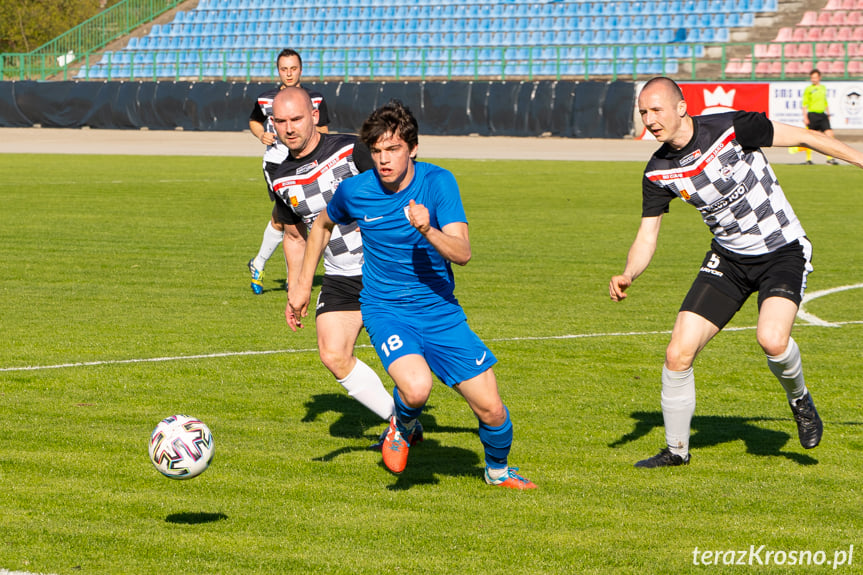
{"left": 316, "top": 97, "right": 330, "bottom": 128}
{"left": 732, "top": 111, "right": 774, "bottom": 150}
{"left": 249, "top": 100, "right": 265, "bottom": 124}
{"left": 351, "top": 139, "right": 374, "bottom": 173}
{"left": 641, "top": 174, "right": 675, "bottom": 217}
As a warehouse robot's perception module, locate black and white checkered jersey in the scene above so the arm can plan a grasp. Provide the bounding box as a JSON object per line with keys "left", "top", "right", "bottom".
{"left": 642, "top": 111, "right": 806, "bottom": 256}
{"left": 249, "top": 86, "right": 330, "bottom": 165}
{"left": 271, "top": 133, "right": 373, "bottom": 277}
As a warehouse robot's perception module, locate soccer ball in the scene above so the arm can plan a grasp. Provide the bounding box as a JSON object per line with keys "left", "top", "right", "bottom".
{"left": 148, "top": 415, "right": 214, "bottom": 480}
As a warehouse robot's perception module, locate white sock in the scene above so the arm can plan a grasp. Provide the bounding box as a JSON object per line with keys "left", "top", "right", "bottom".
{"left": 661, "top": 366, "right": 696, "bottom": 458}
{"left": 486, "top": 466, "right": 508, "bottom": 480}
{"left": 253, "top": 221, "right": 284, "bottom": 272}
{"left": 337, "top": 359, "right": 395, "bottom": 421}
{"left": 767, "top": 337, "right": 807, "bottom": 402}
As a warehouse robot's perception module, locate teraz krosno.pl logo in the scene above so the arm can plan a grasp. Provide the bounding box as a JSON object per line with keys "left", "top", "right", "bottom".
{"left": 691, "top": 545, "right": 854, "bottom": 569}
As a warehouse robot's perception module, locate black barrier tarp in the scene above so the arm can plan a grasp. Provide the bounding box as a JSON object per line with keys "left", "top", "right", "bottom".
{"left": 0, "top": 80, "right": 634, "bottom": 138}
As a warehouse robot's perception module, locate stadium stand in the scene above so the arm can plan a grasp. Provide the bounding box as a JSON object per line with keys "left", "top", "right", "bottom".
{"left": 75, "top": 0, "right": 776, "bottom": 80}
{"left": 727, "top": 0, "right": 863, "bottom": 77}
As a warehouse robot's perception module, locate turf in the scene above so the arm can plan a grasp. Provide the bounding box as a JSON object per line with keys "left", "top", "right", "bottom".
{"left": 0, "top": 154, "right": 861, "bottom": 574}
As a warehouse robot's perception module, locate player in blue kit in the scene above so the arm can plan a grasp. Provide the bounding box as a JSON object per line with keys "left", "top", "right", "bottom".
{"left": 288, "top": 100, "right": 536, "bottom": 489}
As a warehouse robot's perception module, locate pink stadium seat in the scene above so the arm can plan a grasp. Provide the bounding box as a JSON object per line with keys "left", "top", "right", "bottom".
{"left": 800, "top": 11, "right": 818, "bottom": 25}
{"left": 848, "top": 11, "right": 863, "bottom": 24}
{"left": 837, "top": 26, "right": 853, "bottom": 40}
{"left": 854, "top": 26, "right": 863, "bottom": 39}
{"left": 830, "top": 42, "right": 850, "bottom": 57}
{"left": 830, "top": 10, "right": 848, "bottom": 24}
{"left": 820, "top": 27, "right": 838, "bottom": 40}
{"left": 824, "top": 0, "right": 843, "bottom": 8}
{"left": 849, "top": 60, "right": 863, "bottom": 73}
{"left": 849, "top": 42, "right": 863, "bottom": 56}
{"left": 795, "top": 43, "right": 814, "bottom": 58}
{"left": 806, "top": 27, "right": 824, "bottom": 40}
{"left": 816, "top": 11, "right": 834, "bottom": 25}
{"left": 725, "top": 59, "right": 744, "bottom": 74}
{"left": 775, "top": 27, "right": 793, "bottom": 41}
{"left": 754, "top": 43, "right": 782, "bottom": 58}
{"left": 792, "top": 27, "right": 809, "bottom": 41}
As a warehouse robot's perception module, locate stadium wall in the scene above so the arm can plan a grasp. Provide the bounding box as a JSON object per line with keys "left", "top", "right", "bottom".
{"left": 0, "top": 80, "right": 635, "bottom": 138}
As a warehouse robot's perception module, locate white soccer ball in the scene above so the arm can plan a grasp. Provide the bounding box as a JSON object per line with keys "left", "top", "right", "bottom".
{"left": 148, "top": 415, "right": 214, "bottom": 480}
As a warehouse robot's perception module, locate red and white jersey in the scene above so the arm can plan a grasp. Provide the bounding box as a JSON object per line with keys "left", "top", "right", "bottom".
{"left": 271, "top": 133, "right": 373, "bottom": 277}
{"left": 642, "top": 111, "right": 806, "bottom": 256}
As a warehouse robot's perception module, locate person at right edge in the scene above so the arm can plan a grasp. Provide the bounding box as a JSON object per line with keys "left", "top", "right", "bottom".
{"left": 610, "top": 77, "right": 863, "bottom": 468}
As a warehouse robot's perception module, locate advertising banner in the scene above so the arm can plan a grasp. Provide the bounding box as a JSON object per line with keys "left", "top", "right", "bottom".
{"left": 770, "top": 81, "right": 863, "bottom": 129}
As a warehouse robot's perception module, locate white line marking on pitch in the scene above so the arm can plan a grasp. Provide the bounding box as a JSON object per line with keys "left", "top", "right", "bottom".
{"left": 796, "top": 283, "right": 863, "bottom": 327}
{"left": 2, "top": 322, "right": 862, "bottom": 374}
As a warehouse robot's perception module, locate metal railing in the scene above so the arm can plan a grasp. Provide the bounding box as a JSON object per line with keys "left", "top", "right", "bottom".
{"left": 0, "top": 0, "right": 184, "bottom": 81}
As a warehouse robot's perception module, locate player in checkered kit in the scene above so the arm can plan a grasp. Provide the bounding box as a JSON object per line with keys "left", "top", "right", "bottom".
{"left": 610, "top": 77, "right": 863, "bottom": 468}
{"left": 247, "top": 49, "right": 330, "bottom": 295}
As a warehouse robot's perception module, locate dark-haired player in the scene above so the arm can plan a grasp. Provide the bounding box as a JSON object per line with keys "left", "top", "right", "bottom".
{"left": 289, "top": 100, "right": 536, "bottom": 489}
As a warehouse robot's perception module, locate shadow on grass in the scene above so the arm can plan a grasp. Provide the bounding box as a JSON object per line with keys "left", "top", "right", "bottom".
{"left": 610, "top": 411, "right": 819, "bottom": 465}
{"left": 165, "top": 512, "right": 228, "bottom": 524}
{"left": 303, "top": 393, "right": 483, "bottom": 489}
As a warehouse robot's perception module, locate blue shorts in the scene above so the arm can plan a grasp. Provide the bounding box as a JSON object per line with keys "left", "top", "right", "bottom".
{"left": 363, "top": 306, "right": 497, "bottom": 387}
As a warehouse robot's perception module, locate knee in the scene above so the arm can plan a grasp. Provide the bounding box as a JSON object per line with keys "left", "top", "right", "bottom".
{"left": 319, "top": 349, "right": 353, "bottom": 380}
{"left": 757, "top": 330, "right": 790, "bottom": 357}
{"left": 665, "top": 342, "right": 696, "bottom": 372}
{"left": 397, "top": 384, "right": 432, "bottom": 409}
{"left": 474, "top": 400, "right": 507, "bottom": 427}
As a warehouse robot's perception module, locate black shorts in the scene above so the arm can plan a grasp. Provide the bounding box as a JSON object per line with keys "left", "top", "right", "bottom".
{"left": 680, "top": 238, "right": 813, "bottom": 329}
{"left": 807, "top": 112, "right": 831, "bottom": 132}
{"left": 315, "top": 275, "right": 362, "bottom": 317}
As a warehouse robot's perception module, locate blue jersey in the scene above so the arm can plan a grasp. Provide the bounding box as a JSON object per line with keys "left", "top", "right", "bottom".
{"left": 327, "top": 161, "right": 467, "bottom": 317}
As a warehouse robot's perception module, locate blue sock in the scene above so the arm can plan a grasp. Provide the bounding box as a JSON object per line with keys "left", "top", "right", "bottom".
{"left": 393, "top": 387, "right": 424, "bottom": 433}
{"left": 478, "top": 406, "right": 512, "bottom": 469}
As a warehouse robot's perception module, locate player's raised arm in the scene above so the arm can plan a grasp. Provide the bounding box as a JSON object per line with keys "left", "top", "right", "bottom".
{"left": 609, "top": 215, "right": 663, "bottom": 302}
{"left": 286, "top": 209, "right": 335, "bottom": 330}
{"left": 407, "top": 199, "right": 471, "bottom": 266}
{"left": 771, "top": 121, "right": 863, "bottom": 168}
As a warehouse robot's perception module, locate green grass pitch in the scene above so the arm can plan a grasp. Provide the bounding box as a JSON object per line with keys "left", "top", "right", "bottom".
{"left": 0, "top": 153, "right": 861, "bottom": 574}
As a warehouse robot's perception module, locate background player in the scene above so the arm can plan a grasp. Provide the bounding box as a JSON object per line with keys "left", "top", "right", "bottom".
{"left": 289, "top": 100, "right": 536, "bottom": 489}
{"left": 609, "top": 77, "right": 863, "bottom": 468}
{"left": 269, "top": 87, "right": 403, "bottom": 441}
{"left": 247, "top": 48, "right": 331, "bottom": 294}
{"left": 800, "top": 68, "right": 839, "bottom": 165}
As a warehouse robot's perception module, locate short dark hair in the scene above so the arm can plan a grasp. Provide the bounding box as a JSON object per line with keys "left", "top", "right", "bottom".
{"left": 360, "top": 100, "right": 419, "bottom": 151}
{"left": 276, "top": 48, "right": 302, "bottom": 68}
{"left": 810, "top": 68, "right": 821, "bottom": 76}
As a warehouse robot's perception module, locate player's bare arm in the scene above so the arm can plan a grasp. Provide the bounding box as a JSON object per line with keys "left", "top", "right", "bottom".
{"left": 772, "top": 121, "right": 863, "bottom": 168}
{"left": 610, "top": 215, "right": 663, "bottom": 302}
{"left": 408, "top": 200, "right": 471, "bottom": 266}
{"left": 286, "top": 210, "right": 335, "bottom": 329}
{"left": 282, "top": 221, "right": 307, "bottom": 299}
{"left": 249, "top": 119, "right": 275, "bottom": 146}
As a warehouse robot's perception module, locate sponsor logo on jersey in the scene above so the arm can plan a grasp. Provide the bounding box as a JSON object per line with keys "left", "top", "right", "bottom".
{"left": 290, "top": 196, "right": 298, "bottom": 207}
{"left": 700, "top": 183, "right": 747, "bottom": 215}
{"left": 475, "top": 351, "right": 487, "bottom": 366}
{"left": 296, "top": 160, "right": 318, "bottom": 175}
{"left": 680, "top": 149, "right": 702, "bottom": 166}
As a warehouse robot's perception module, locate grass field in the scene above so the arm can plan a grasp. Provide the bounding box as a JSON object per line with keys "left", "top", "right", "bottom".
{"left": 0, "top": 153, "right": 861, "bottom": 574}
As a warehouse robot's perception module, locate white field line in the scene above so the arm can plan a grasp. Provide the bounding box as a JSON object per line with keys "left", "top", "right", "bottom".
{"left": 0, "top": 284, "right": 859, "bottom": 374}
